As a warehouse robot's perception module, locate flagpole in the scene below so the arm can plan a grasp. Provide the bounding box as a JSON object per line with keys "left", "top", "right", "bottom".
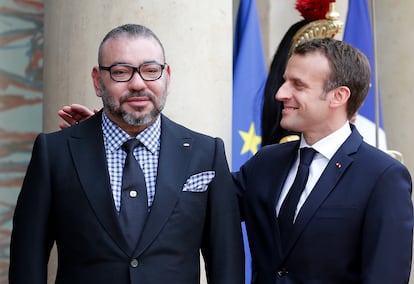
{"left": 370, "top": 0, "right": 380, "bottom": 148}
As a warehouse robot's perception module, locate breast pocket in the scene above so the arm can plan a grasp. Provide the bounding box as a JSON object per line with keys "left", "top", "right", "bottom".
{"left": 182, "top": 171, "right": 215, "bottom": 192}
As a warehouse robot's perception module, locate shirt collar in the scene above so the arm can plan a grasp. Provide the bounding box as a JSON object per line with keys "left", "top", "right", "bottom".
{"left": 102, "top": 112, "right": 161, "bottom": 154}
{"left": 299, "top": 122, "right": 352, "bottom": 160}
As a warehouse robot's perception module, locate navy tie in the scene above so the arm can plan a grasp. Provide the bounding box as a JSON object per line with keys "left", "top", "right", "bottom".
{"left": 278, "top": 147, "right": 317, "bottom": 248}
{"left": 120, "top": 139, "right": 148, "bottom": 250}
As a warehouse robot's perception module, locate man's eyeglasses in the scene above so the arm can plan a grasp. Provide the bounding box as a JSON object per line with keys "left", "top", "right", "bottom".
{"left": 99, "top": 62, "right": 167, "bottom": 82}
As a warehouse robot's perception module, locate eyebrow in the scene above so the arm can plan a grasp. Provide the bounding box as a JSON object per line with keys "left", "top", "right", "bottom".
{"left": 105, "top": 60, "right": 163, "bottom": 66}
{"left": 284, "top": 73, "right": 307, "bottom": 86}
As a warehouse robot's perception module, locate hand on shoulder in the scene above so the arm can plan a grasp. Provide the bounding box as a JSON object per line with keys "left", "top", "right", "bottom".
{"left": 58, "top": 104, "right": 97, "bottom": 129}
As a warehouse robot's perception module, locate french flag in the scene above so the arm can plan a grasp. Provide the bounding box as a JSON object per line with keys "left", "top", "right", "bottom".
{"left": 343, "top": 0, "right": 387, "bottom": 150}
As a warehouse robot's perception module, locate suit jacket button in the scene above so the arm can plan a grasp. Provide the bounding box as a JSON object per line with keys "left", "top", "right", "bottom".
{"left": 277, "top": 268, "right": 288, "bottom": 276}
{"left": 130, "top": 259, "right": 139, "bottom": 268}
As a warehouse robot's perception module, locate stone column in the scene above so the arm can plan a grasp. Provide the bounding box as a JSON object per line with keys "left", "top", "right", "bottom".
{"left": 43, "top": 1, "right": 232, "bottom": 283}
{"left": 375, "top": 0, "right": 414, "bottom": 176}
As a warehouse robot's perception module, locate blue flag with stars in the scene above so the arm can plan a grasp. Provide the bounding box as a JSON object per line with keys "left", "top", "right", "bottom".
{"left": 343, "top": 0, "right": 387, "bottom": 150}
{"left": 233, "top": 0, "right": 267, "bottom": 282}
{"left": 232, "top": 0, "right": 267, "bottom": 171}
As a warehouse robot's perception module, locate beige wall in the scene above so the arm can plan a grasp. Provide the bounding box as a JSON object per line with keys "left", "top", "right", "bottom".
{"left": 375, "top": 0, "right": 414, "bottom": 176}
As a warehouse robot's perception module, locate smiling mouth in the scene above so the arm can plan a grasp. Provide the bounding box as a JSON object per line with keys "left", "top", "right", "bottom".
{"left": 284, "top": 106, "right": 299, "bottom": 110}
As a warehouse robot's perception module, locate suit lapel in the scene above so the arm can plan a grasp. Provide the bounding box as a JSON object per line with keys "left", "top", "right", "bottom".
{"left": 135, "top": 116, "right": 193, "bottom": 255}
{"left": 68, "top": 112, "right": 130, "bottom": 253}
{"left": 282, "top": 128, "right": 363, "bottom": 257}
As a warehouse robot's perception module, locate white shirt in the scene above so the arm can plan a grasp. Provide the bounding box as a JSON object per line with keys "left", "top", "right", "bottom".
{"left": 276, "top": 122, "right": 352, "bottom": 221}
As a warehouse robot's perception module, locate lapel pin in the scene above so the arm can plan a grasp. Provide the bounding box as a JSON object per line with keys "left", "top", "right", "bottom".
{"left": 183, "top": 143, "right": 190, "bottom": 147}
{"left": 335, "top": 162, "right": 342, "bottom": 168}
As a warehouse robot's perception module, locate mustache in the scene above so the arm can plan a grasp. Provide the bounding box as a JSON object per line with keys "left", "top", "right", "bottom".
{"left": 120, "top": 91, "right": 154, "bottom": 103}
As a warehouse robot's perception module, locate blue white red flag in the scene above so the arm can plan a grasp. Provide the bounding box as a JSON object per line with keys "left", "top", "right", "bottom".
{"left": 343, "top": 0, "right": 387, "bottom": 149}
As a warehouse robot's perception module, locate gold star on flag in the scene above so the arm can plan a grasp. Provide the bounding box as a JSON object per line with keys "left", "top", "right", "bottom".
{"left": 239, "top": 122, "right": 261, "bottom": 155}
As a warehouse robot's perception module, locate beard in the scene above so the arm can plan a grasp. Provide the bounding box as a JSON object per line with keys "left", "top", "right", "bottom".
{"left": 100, "top": 81, "right": 168, "bottom": 126}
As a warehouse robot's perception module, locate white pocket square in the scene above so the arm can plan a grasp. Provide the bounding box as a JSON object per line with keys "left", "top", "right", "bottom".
{"left": 182, "top": 171, "right": 216, "bottom": 192}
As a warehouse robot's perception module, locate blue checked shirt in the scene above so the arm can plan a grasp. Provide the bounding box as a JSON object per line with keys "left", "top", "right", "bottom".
{"left": 102, "top": 112, "right": 160, "bottom": 212}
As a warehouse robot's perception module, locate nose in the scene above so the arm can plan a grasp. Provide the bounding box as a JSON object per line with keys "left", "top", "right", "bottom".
{"left": 127, "top": 70, "right": 147, "bottom": 90}
{"left": 275, "top": 82, "right": 289, "bottom": 102}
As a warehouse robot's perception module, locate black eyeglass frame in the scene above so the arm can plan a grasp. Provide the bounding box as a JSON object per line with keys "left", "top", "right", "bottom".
{"left": 99, "top": 62, "right": 167, "bottom": 82}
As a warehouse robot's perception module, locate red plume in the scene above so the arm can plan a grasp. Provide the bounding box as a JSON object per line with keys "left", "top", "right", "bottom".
{"left": 295, "top": 0, "right": 334, "bottom": 21}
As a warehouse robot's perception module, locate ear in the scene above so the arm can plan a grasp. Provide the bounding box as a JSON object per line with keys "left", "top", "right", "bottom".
{"left": 329, "top": 86, "right": 350, "bottom": 109}
{"left": 91, "top": 67, "right": 102, "bottom": 97}
{"left": 165, "top": 64, "right": 171, "bottom": 86}
{"left": 162, "top": 64, "right": 171, "bottom": 96}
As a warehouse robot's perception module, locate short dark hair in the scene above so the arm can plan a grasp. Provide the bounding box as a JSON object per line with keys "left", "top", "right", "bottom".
{"left": 293, "top": 38, "right": 371, "bottom": 120}
{"left": 98, "top": 24, "right": 165, "bottom": 65}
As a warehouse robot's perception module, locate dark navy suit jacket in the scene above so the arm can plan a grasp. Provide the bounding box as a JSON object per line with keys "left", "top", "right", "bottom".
{"left": 10, "top": 111, "right": 244, "bottom": 284}
{"left": 235, "top": 126, "right": 413, "bottom": 284}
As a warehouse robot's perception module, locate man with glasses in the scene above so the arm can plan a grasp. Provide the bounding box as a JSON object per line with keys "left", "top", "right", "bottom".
{"left": 9, "top": 24, "right": 244, "bottom": 284}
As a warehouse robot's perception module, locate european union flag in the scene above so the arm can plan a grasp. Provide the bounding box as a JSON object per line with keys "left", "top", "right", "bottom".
{"left": 233, "top": 0, "right": 267, "bottom": 282}
{"left": 343, "top": 0, "right": 387, "bottom": 150}
{"left": 232, "top": 0, "right": 267, "bottom": 171}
